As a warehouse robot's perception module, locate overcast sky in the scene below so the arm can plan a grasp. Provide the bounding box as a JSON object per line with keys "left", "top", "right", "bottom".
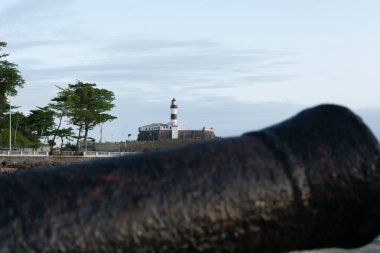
{"left": 1, "top": 0, "right": 380, "bottom": 141}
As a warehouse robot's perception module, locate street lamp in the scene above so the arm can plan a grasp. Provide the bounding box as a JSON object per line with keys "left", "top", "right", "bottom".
{"left": 9, "top": 103, "right": 11, "bottom": 152}
{"left": 14, "top": 111, "right": 20, "bottom": 149}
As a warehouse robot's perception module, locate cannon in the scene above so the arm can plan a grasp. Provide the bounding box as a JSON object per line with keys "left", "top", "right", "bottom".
{"left": 0, "top": 104, "right": 379, "bottom": 253}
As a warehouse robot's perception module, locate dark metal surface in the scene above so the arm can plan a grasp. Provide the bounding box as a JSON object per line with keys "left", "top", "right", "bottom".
{"left": 0, "top": 104, "right": 379, "bottom": 253}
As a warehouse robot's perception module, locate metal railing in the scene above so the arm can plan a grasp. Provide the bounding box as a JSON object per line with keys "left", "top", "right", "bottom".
{"left": 0, "top": 150, "right": 49, "bottom": 156}
{"left": 82, "top": 151, "right": 139, "bottom": 157}
{"left": 0, "top": 151, "right": 140, "bottom": 157}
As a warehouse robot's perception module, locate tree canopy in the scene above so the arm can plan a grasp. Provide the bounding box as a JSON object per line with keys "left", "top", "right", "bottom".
{"left": 0, "top": 42, "right": 24, "bottom": 126}
{"left": 56, "top": 81, "right": 116, "bottom": 151}
{"left": 0, "top": 42, "right": 118, "bottom": 151}
{"left": 27, "top": 106, "right": 55, "bottom": 141}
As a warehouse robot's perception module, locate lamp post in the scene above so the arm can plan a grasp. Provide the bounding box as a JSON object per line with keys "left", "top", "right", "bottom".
{"left": 100, "top": 124, "right": 103, "bottom": 143}
{"left": 9, "top": 103, "right": 11, "bottom": 152}
{"left": 14, "top": 113, "right": 19, "bottom": 149}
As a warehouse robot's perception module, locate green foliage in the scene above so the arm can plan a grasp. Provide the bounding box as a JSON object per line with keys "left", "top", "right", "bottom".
{"left": 57, "top": 81, "right": 116, "bottom": 151}
{"left": 25, "top": 105, "right": 75, "bottom": 152}
{"left": 0, "top": 128, "right": 40, "bottom": 149}
{"left": 43, "top": 91, "right": 72, "bottom": 152}
{"left": 0, "top": 42, "right": 24, "bottom": 127}
{"left": 51, "top": 127, "right": 74, "bottom": 152}
{"left": 1, "top": 110, "right": 41, "bottom": 146}
{"left": 0, "top": 42, "right": 8, "bottom": 58}
{"left": 27, "top": 106, "right": 55, "bottom": 139}
{"left": 0, "top": 61, "right": 24, "bottom": 96}
{"left": 0, "top": 42, "right": 118, "bottom": 151}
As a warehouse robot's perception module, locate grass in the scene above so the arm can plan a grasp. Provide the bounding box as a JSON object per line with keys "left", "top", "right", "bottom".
{"left": 0, "top": 129, "right": 40, "bottom": 149}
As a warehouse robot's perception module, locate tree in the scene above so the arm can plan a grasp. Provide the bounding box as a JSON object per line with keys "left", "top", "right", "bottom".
{"left": 27, "top": 106, "right": 55, "bottom": 142}
{"left": 52, "top": 127, "right": 74, "bottom": 153}
{"left": 9, "top": 111, "right": 27, "bottom": 148}
{"left": 57, "top": 81, "right": 116, "bottom": 151}
{"left": 0, "top": 42, "right": 24, "bottom": 128}
{"left": 46, "top": 90, "right": 72, "bottom": 152}
{"left": 27, "top": 105, "right": 75, "bottom": 153}
{"left": 0, "top": 109, "right": 41, "bottom": 149}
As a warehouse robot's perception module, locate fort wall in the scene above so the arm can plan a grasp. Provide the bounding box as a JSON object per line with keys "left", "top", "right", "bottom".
{"left": 137, "top": 129, "right": 215, "bottom": 141}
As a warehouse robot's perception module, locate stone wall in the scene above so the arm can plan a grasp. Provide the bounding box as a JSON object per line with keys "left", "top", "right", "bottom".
{"left": 138, "top": 129, "right": 215, "bottom": 141}
{"left": 0, "top": 156, "right": 102, "bottom": 171}
{"left": 137, "top": 130, "right": 172, "bottom": 141}
{"left": 178, "top": 130, "right": 215, "bottom": 140}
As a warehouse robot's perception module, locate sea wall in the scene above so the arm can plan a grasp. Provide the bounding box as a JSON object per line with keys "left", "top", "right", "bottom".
{"left": 0, "top": 155, "right": 101, "bottom": 171}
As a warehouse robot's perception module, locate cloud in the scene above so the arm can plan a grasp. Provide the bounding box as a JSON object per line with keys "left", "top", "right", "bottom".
{"left": 101, "top": 37, "right": 221, "bottom": 53}
{"left": 6, "top": 35, "right": 297, "bottom": 138}
{"left": 12, "top": 37, "right": 294, "bottom": 104}
{"left": 0, "top": 0, "right": 73, "bottom": 22}
{"left": 0, "top": 1, "right": 298, "bottom": 142}
{"left": 0, "top": 1, "right": 78, "bottom": 49}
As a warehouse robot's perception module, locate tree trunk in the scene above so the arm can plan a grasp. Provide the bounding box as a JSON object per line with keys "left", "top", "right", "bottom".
{"left": 75, "top": 125, "right": 82, "bottom": 153}
{"left": 60, "top": 137, "right": 64, "bottom": 154}
{"left": 0, "top": 94, "right": 7, "bottom": 130}
{"left": 84, "top": 126, "right": 89, "bottom": 151}
{"left": 49, "top": 114, "right": 64, "bottom": 153}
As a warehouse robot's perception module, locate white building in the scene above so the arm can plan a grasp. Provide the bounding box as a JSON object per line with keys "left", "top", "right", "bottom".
{"left": 137, "top": 98, "right": 215, "bottom": 141}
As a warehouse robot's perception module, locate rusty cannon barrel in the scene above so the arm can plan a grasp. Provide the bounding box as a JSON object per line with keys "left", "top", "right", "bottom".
{"left": 0, "top": 104, "right": 379, "bottom": 253}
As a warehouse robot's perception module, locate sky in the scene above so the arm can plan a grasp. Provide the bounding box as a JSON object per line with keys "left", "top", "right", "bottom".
{"left": 1, "top": 0, "right": 380, "bottom": 141}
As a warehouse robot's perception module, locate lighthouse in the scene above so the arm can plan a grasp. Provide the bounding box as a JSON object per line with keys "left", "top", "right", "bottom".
{"left": 170, "top": 98, "right": 178, "bottom": 126}
{"left": 137, "top": 98, "right": 216, "bottom": 141}
{"left": 170, "top": 98, "right": 179, "bottom": 139}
